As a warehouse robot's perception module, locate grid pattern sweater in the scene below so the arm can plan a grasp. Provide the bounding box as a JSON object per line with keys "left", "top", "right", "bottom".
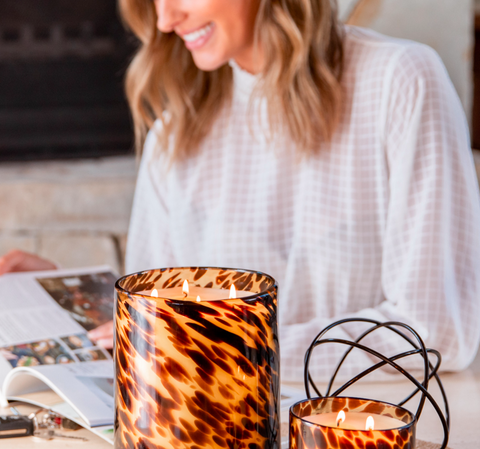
{"left": 125, "top": 26, "right": 480, "bottom": 382}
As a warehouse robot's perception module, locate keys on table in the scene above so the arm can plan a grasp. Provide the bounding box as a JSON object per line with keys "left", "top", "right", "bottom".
{"left": 34, "top": 427, "right": 87, "bottom": 441}
{"left": 0, "top": 407, "right": 87, "bottom": 442}
{"left": 31, "top": 409, "right": 88, "bottom": 441}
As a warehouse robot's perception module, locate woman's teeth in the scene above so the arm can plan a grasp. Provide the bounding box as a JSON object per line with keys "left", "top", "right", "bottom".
{"left": 183, "top": 23, "right": 213, "bottom": 42}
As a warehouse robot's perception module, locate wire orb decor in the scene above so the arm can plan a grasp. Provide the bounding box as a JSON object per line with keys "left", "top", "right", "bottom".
{"left": 303, "top": 318, "right": 450, "bottom": 449}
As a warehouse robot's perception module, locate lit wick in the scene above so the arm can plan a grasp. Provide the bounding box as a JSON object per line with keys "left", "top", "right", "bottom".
{"left": 182, "top": 280, "right": 189, "bottom": 298}
{"left": 196, "top": 296, "right": 201, "bottom": 303}
{"left": 366, "top": 416, "right": 374, "bottom": 431}
{"left": 229, "top": 284, "right": 236, "bottom": 299}
{"left": 336, "top": 410, "right": 346, "bottom": 427}
{"left": 151, "top": 289, "right": 158, "bottom": 297}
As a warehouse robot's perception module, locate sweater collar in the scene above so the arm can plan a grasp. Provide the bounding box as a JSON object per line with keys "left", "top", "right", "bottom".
{"left": 229, "top": 59, "right": 259, "bottom": 99}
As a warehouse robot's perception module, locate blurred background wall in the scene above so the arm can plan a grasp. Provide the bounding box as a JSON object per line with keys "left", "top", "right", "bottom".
{"left": 339, "top": 0, "right": 474, "bottom": 117}
{"left": 0, "top": 0, "right": 479, "bottom": 274}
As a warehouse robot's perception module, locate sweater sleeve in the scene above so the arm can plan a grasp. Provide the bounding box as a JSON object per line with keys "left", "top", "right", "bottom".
{"left": 381, "top": 44, "right": 480, "bottom": 370}
{"left": 125, "top": 121, "right": 175, "bottom": 274}
{"left": 280, "top": 44, "right": 480, "bottom": 383}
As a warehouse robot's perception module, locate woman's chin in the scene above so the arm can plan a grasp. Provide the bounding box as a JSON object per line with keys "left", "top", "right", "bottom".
{"left": 191, "top": 51, "right": 228, "bottom": 72}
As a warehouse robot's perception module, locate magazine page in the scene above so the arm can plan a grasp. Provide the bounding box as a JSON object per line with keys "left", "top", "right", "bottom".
{"left": 2, "top": 360, "right": 114, "bottom": 427}
{"left": 0, "top": 266, "right": 116, "bottom": 393}
{"left": 0, "top": 265, "right": 116, "bottom": 346}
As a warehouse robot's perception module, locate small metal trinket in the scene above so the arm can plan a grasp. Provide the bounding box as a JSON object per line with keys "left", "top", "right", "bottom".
{"left": 0, "top": 406, "right": 87, "bottom": 442}
{"left": 30, "top": 409, "right": 88, "bottom": 441}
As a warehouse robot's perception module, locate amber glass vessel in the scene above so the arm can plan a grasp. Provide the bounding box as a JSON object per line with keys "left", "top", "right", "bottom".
{"left": 290, "top": 397, "right": 416, "bottom": 449}
{"left": 114, "top": 267, "right": 280, "bottom": 449}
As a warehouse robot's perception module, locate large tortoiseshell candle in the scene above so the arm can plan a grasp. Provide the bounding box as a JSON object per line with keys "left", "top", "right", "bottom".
{"left": 114, "top": 267, "right": 280, "bottom": 449}
{"left": 290, "top": 397, "right": 416, "bottom": 449}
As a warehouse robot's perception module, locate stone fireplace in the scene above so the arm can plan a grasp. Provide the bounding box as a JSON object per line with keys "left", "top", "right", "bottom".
{"left": 0, "top": 0, "right": 134, "bottom": 161}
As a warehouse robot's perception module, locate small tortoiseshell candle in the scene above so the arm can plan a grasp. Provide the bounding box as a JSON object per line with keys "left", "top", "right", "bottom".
{"left": 290, "top": 397, "right": 416, "bottom": 449}
{"left": 114, "top": 267, "right": 280, "bottom": 449}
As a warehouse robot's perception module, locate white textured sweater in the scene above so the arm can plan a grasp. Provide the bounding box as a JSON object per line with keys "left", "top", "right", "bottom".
{"left": 126, "top": 26, "right": 480, "bottom": 382}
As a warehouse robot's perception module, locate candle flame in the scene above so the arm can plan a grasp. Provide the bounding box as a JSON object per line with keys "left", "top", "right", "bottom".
{"left": 183, "top": 280, "right": 189, "bottom": 296}
{"left": 196, "top": 296, "right": 201, "bottom": 302}
{"left": 151, "top": 289, "right": 158, "bottom": 297}
{"left": 237, "top": 365, "right": 245, "bottom": 380}
{"left": 336, "top": 410, "right": 346, "bottom": 427}
{"left": 229, "top": 284, "right": 236, "bottom": 299}
{"left": 366, "top": 416, "right": 374, "bottom": 431}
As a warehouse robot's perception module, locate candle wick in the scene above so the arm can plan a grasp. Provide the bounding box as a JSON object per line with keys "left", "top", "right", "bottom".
{"left": 336, "top": 419, "right": 342, "bottom": 427}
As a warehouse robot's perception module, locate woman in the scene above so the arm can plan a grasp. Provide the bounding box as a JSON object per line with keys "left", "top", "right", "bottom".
{"left": 2, "top": 0, "right": 480, "bottom": 382}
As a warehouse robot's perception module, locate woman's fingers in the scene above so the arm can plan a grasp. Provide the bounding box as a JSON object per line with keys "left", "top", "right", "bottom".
{"left": 88, "top": 320, "right": 114, "bottom": 339}
{"left": 88, "top": 320, "right": 114, "bottom": 349}
{"left": 0, "top": 250, "right": 25, "bottom": 275}
{"left": 0, "top": 250, "right": 57, "bottom": 275}
{"left": 96, "top": 338, "right": 114, "bottom": 349}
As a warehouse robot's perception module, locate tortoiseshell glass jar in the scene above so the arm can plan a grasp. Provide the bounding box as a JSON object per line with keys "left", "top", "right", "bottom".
{"left": 114, "top": 267, "right": 280, "bottom": 449}
{"left": 290, "top": 397, "right": 416, "bottom": 449}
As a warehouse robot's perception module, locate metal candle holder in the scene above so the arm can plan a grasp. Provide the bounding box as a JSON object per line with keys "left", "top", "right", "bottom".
{"left": 291, "top": 318, "right": 449, "bottom": 449}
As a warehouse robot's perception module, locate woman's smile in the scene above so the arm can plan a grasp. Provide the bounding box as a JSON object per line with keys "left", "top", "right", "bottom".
{"left": 153, "top": 0, "right": 260, "bottom": 72}
{"left": 179, "top": 22, "right": 215, "bottom": 50}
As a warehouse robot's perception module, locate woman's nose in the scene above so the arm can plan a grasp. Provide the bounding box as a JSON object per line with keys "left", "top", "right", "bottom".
{"left": 154, "top": 0, "right": 186, "bottom": 33}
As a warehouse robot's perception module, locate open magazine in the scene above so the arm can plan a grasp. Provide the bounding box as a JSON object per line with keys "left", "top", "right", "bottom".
{"left": 0, "top": 266, "right": 117, "bottom": 443}
{"left": 0, "top": 265, "right": 306, "bottom": 446}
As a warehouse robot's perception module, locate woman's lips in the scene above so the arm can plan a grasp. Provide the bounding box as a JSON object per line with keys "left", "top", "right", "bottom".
{"left": 181, "top": 22, "right": 215, "bottom": 50}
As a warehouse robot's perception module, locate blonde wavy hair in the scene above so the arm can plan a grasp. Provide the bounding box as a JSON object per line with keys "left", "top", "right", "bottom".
{"left": 119, "top": 0, "right": 344, "bottom": 158}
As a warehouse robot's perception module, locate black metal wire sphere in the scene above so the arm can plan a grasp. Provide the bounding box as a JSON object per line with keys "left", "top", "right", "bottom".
{"left": 303, "top": 318, "right": 450, "bottom": 449}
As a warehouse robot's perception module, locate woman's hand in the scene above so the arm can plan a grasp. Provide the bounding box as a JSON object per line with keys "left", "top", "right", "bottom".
{"left": 88, "top": 320, "right": 114, "bottom": 349}
{"left": 0, "top": 250, "right": 57, "bottom": 275}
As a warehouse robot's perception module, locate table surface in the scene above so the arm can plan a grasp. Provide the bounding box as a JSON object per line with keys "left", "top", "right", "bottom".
{"left": 3, "top": 348, "right": 480, "bottom": 449}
